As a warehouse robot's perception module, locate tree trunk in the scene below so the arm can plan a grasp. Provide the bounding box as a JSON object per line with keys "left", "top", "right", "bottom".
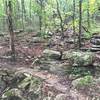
{"left": 87, "top": 0, "right": 90, "bottom": 28}
{"left": 79, "top": 0, "right": 82, "bottom": 48}
{"left": 56, "top": 0, "right": 64, "bottom": 39}
{"left": 73, "top": 0, "right": 76, "bottom": 48}
{"left": 29, "top": 0, "right": 31, "bottom": 18}
{"left": 6, "top": 1, "right": 16, "bottom": 61}
{"left": 39, "top": 0, "right": 43, "bottom": 33}
{"left": 21, "top": 0, "right": 26, "bottom": 30}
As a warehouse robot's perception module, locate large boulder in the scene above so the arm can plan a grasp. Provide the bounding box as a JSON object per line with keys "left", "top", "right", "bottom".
{"left": 62, "top": 51, "right": 94, "bottom": 67}
{"left": 43, "top": 49, "right": 61, "bottom": 59}
{"left": 72, "top": 76, "right": 93, "bottom": 88}
{"left": 38, "top": 60, "right": 69, "bottom": 75}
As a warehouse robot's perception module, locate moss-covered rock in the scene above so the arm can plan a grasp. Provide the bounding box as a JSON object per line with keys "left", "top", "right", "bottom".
{"left": 62, "top": 51, "right": 94, "bottom": 67}
{"left": 43, "top": 49, "right": 61, "bottom": 59}
{"left": 72, "top": 75, "right": 93, "bottom": 88}
{"left": 2, "top": 88, "right": 24, "bottom": 100}
{"left": 0, "top": 69, "right": 43, "bottom": 100}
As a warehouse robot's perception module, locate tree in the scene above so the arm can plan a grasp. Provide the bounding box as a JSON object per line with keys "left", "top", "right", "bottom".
{"left": 6, "top": 0, "right": 16, "bottom": 61}
{"left": 87, "top": 0, "right": 90, "bottom": 28}
{"left": 73, "top": 0, "right": 76, "bottom": 47}
{"left": 79, "top": 0, "right": 82, "bottom": 48}
{"left": 56, "top": 0, "right": 64, "bottom": 39}
{"left": 21, "top": 0, "right": 26, "bottom": 30}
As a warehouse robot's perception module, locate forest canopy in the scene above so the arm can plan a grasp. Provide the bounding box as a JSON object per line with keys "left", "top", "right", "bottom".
{"left": 0, "top": 0, "right": 99, "bottom": 34}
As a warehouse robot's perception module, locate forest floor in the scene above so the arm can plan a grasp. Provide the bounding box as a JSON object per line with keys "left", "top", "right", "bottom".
{"left": 0, "top": 31, "right": 100, "bottom": 100}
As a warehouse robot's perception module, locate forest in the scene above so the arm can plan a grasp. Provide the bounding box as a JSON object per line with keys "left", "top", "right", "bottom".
{"left": 0, "top": 0, "right": 100, "bottom": 100}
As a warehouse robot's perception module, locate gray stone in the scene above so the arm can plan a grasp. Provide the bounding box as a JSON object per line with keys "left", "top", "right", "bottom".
{"left": 94, "top": 77, "right": 100, "bottom": 84}
{"left": 40, "top": 64, "right": 51, "bottom": 70}
{"left": 2, "top": 88, "right": 23, "bottom": 99}
{"left": 54, "top": 94, "right": 67, "bottom": 100}
{"left": 72, "top": 78, "right": 84, "bottom": 88}
{"left": 62, "top": 51, "right": 94, "bottom": 67}
{"left": 39, "top": 60, "right": 57, "bottom": 71}
{"left": 32, "top": 37, "right": 45, "bottom": 43}
{"left": 49, "top": 63, "right": 67, "bottom": 75}
{"left": 91, "top": 38, "right": 100, "bottom": 45}
{"left": 48, "top": 31, "right": 54, "bottom": 36}
{"left": 92, "top": 45, "right": 100, "bottom": 48}
{"left": 54, "top": 94, "right": 75, "bottom": 100}
{"left": 43, "top": 49, "right": 61, "bottom": 59}
{"left": 72, "top": 76, "right": 93, "bottom": 88}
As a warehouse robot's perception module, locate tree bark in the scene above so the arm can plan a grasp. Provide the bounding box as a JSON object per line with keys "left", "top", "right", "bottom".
{"left": 6, "top": 1, "right": 16, "bottom": 61}
{"left": 73, "top": 0, "right": 76, "bottom": 47}
{"left": 87, "top": 0, "right": 90, "bottom": 28}
{"left": 79, "top": 0, "right": 82, "bottom": 48}
{"left": 56, "top": 0, "right": 64, "bottom": 39}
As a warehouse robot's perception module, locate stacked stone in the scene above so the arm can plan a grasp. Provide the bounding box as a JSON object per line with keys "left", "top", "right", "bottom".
{"left": 91, "top": 35, "right": 100, "bottom": 51}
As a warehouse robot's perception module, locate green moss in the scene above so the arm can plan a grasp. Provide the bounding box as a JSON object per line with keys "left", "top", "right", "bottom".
{"left": 77, "top": 75, "right": 93, "bottom": 87}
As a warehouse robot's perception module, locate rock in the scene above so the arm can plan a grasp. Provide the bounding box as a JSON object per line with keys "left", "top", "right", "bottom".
{"left": 91, "top": 37, "right": 100, "bottom": 45}
{"left": 92, "top": 35, "right": 100, "bottom": 39}
{"left": 32, "top": 56, "right": 70, "bottom": 75}
{"left": 70, "top": 89, "right": 87, "bottom": 100}
{"left": 48, "top": 31, "right": 54, "bottom": 36}
{"left": 72, "top": 78, "right": 83, "bottom": 88}
{"left": 93, "top": 62, "right": 100, "bottom": 67}
{"left": 31, "top": 37, "right": 45, "bottom": 43}
{"left": 72, "top": 76, "right": 93, "bottom": 88}
{"left": 40, "top": 64, "right": 51, "bottom": 70}
{"left": 50, "top": 66, "right": 64, "bottom": 75}
{"left": 36, "top": 59, "right": 57, "bottom": 71}
{"left": 91, "top": 48, "right": 100, "bottom": 51}
{"left": 43, "top": 97, "right": 53, "bottom": 100}
{"left": 54, "top": 94, "right": 75, "bottom": 100}
{"left": 43, "top": 49, "right": 61, "bottom": 59}
{"left": 94, "top": 77, "right": 100, "bottom": 84}
{"left": 2, "top": 88, "right": 22, "bottom": 99}
{"left": 49, "top": 63, "right": 68, "bottom": 75}
{"left": 92, "top": 45, "right": 100, "bottom": 48}
{"left": 62, "top": 51, "right": 94, "bottom": 67}
{"left": 54, "top": 94, "right": 67, "bottom": 100}
{"left": 80, "top": 47, "right": 100, "bottom": 52}
{"left": 48, "top": 35, "right": 62, "bottom": 47}
{"left": 65, "top": 38, "right": 74, "bottom": 44}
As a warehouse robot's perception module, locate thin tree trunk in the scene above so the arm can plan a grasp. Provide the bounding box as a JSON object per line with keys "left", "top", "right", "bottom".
{"left": 3, "top": 0, "right": 5, "bottom": 31}
{"left": 73, "top": 0, "right": 76, "bottom": 47}
{"left": 87, "top": 0, "right": 90, "bottom": 28}
{"left": 39, "top": 15, "right": 42, "bottom": 32}
{"left": 29, "top": 0, "right": 31, "bottom": 18}
{"left": 39, "top": 1, "right": 43, "bottom": 33}
{"left": 6, "top": 1, "right": 16, "bottom": 61}
{"left": 21, "top": 0, "right": 26, "bottom": 30}
{"left": 79, "top": 0, "right": 82, "bottom": 48}
{"left": 56, "top": 0, "right": 64, "bottom": 39}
